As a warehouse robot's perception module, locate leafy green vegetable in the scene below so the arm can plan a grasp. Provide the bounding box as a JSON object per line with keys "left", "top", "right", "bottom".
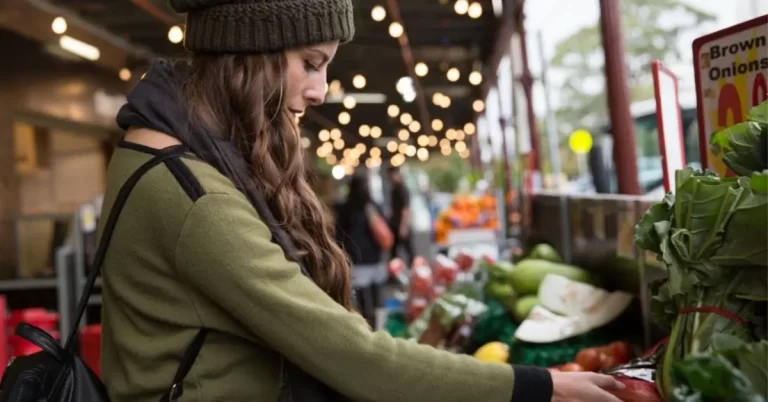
{"left": 670, "top": 354, "right": 765, "bottom": 402}
{"left": 710, "top": 100, "right": 768, "bottom": 177}
{"left": 720, "top": 340, "right": 768, "bottom": 397}
{"left": 670, "top": 340, "right": 768, "bottom": 402}
{"left": 407, "top": 293, "right": 488, "bottom": 339}
{"left": 635, "top": 168, "right": 768, "bottom": 398}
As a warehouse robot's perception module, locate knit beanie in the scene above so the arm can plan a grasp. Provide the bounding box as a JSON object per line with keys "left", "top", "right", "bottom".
{"left": 169, "top": 0, "right": 355, "bottom": 53}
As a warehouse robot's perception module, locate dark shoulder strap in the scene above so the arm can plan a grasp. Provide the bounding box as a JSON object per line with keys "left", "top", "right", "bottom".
{"left": 54, "top": 145, "right": 207, "bottom": 401}
{"left": 64, "top": 145, "right": 189, "bottom": 347}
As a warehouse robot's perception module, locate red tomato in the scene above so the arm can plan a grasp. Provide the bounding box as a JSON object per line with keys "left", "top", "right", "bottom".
{"left": 410, "top": 265, "right": 434, "bottom": 296}
{"left": 454, "top": 253, "right": 475, "bottom": 272}
{"left": 598, "top": 352, "right": 618, "bottom": 370}
{"left": 575, "top": 348, "right": 602, "bottom": 372}
{"left": 608, "top": 341, "right": 633, "bottom": 364}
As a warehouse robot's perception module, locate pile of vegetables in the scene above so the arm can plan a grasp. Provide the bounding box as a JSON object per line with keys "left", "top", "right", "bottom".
{"left": 482, "top": 244, "right": 595, "bottom": 323}
{"left": 433, "top": 193, "right": 499, "bottom": 244}
{"left": 633, "top": 101, "right": 768, "bottom": 401}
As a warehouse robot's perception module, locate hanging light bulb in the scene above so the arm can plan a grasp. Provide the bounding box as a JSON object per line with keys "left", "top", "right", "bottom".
{"left": 398, "top": 129, "right": 410, "bottom": 141}
{"left": 454, "top": 0, "right": 469, "bottom": 15}
{"left": 51, "top": 17, "right": 67, "bottom": 34}
{"left": 319, "top": 129, "right": 330, "bottom": 142}
{"left": 464, "top": 122, "right": 476, "bottom": 135}
{"left": 417, "top": 135, "right": 429, "bottom": 147}
{"left": 417, "top": 148, "right": 429, "bottom": 161}
{"left": 446, "top": 67, "right": 460, "bottom": 82}
{"left": 330, "top": 128, "right": 342, "bottom": 140}
{"left": 387, "top": 104, "right": 400, "bottom": 117}
{"left": 398, "top": 143, "right": 409, "bottom": 154}
{"left": 352, "top": 74, "right": 367, "bottom": 89}
{"left": 168, "top": 25, "right": 184, "bottom": 44}
{"left": 467, "top": 2, "right": 483, "bottom": 18}
{"left": 391, "top": 153, "right": 405, "bottom": 167}
{"left": 415, "top": 62, "right": 429, "bottom": 77}
{"left": 343, "top": 95, "right": 357, "bottom": 109}
{"left": 359, "top": 124, "right": 371, "bottom": 137}
{"left": 370, "top": 126, "right": 383, "bottom": 138}
{"left": 455, "top": 140, "right": 467, "bottom": 152}
{"left": 388, "top": 22, "right": 404, "bottom": 38}
{"left": 399, "top": 113, "right": 413, "bottom": 125}
{"left": 328, "top": 80, "right": 343, "bottom": 95}
{"left": 431, "top": 119, "right": 444, "bottom": 131}
{"left": 469, "top": 71, "right": 483, "bottom": 85}
{"left": 428, "top": 135, "right": 438, "bottom": 147}
{"left": 371, "top": 5, "right": 387, "bottom": 21}
{"left": 387, "top": 141, "right": 398, "bottom": 152}
{"left": 338, "top": 111, "right": 351, "bottom": 125}
{"left": 473, "top": 99, "right": 485, "bottom": 112}
{"left": 408, "top": 121, "right": 421, "bottom": 133}
{"left": 119, "top": 68, "right": 132, "bottom": 81}
{"left": 406, "top": 145, "right": 417, "bottom": 157}
{"left": 432, "top": 92, "right": 444, "bottom": 106}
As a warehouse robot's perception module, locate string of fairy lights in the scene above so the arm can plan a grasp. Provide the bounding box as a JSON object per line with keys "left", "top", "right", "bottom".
{"left": 308, "top": 1, "right": 490, "bottom": 176}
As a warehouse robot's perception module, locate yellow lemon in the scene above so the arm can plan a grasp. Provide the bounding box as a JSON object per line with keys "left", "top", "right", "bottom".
{"left": 473, "top": 342, "right": 509, "bottom": 364}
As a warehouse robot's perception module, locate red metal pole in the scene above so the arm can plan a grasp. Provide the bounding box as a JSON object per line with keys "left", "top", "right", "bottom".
{"left": 599, "top": 0, "right": 641, "bottom": 195}
{"left": 516, "top": 9, "right": 541, "bottom": 172}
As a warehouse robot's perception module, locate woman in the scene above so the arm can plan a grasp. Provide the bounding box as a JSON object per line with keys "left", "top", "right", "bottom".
{"left": 335, "top": 173, "right": 384, "bottom": 266}
{"left": 100, "top": 0, "right": 624, "bottom": 401}
{"left": 335, "top": 173, "right": 386, "bottom": 324}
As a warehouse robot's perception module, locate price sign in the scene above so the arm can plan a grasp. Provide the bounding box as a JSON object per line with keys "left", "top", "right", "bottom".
{"left": 693, "top": 15, "right": 768, "bottom": 176}
{"left": 652, "top": 60, "right": 686, "bottom": 192}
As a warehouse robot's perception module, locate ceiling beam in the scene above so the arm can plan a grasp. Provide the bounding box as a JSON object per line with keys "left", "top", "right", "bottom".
{"left": 131, "top": 0, "right": 178, "bottom": 26}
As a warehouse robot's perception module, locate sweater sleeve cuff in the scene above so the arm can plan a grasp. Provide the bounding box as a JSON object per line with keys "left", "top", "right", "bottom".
{"left": 510, "top": 366, "right": 553, "bottom": 402}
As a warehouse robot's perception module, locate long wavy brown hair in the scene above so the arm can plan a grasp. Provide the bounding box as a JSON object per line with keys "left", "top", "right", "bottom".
{"left": 180, "top": 53, "right": 353, "bottom": 310}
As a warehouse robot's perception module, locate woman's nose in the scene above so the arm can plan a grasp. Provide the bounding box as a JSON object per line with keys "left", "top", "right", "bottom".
{"left": 305, "top": 89, "right": 324, "bottom": 107}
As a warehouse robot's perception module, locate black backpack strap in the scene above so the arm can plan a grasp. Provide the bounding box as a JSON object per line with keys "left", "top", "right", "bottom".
{"left": 161, "top": 328, "right": 209, "bottom": 402}
{"left": 64, "top": 145, "right": 189, "bottom": 347}
{"left": 57, "top": 145, "right": 209, "bottom": 401}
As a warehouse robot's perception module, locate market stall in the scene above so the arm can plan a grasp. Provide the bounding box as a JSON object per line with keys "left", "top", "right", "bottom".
{"left": 382, "top": 13, "right": 768, "bottom": 398}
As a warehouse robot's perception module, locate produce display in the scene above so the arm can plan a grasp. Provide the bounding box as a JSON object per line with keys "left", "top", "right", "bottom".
{"left": 624, "top": 101, "right": 768, "bottom": 401}
{"left": 433, "top": 193, "right": 499, "bottom": 244}
{"left": 385, "top": 241, "right": 641, "bottom": 373}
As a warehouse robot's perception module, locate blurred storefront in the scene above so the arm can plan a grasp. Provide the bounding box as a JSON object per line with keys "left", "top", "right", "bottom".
{"left": 0, "top": 24, "right": 127, "bottom": 278}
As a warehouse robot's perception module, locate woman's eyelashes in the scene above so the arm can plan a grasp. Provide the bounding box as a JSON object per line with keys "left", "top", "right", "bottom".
{"left": 304, "top": 60, "right": 320, "bottom": 73}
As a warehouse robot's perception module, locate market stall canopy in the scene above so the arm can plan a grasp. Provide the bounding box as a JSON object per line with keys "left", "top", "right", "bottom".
{"left": 46, "top": 0, "right": 516, "bottom": 164}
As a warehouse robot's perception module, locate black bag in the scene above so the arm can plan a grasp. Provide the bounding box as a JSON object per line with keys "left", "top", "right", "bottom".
{"left": 0, "top": 148, "right": 208, "bottom": 402}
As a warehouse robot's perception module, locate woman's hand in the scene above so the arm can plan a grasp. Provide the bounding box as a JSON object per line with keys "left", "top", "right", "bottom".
{"left": 551, "top": 371, "right": 625, "bottom": 402}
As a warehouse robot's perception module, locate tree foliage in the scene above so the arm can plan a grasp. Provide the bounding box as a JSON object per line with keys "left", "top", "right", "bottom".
{"left": 550, "top": 0, "right": 714, "bottom": 133}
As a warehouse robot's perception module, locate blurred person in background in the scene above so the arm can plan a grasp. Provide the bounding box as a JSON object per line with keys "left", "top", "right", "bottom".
{"left": 95, "top": 0, "right": 626, "bottom": 400}
{"left": 388, "top": 166, "right": 415, "bottom": 264}
{"left": 335, "top": 173, "right": 387, "bottom": 324}
{"left": 336, "top": 173, "right": 385, "bottom": 266}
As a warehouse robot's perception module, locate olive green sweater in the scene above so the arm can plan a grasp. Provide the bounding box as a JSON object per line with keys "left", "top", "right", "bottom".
{"left": 99, "top": 142, "right": 550, "bottom": 401}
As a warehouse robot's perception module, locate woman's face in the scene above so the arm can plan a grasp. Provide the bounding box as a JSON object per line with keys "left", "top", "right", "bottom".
{"left": 284, "top": 41, "right": 340, "bottom": 116}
